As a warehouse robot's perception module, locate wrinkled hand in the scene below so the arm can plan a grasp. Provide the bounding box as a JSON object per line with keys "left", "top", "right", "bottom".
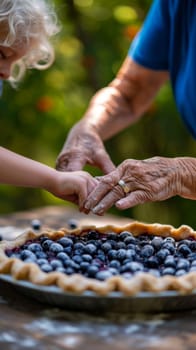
{"left": 83, "top": 157, "right": 181, "bottom": 215}
{"left": 56, "top": 121, "right": 115, "bottom": 174}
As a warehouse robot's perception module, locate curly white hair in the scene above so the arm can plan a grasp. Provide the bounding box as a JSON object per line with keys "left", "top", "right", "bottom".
{"left": 0, "top": 0, "right": 60, "bottom": 83}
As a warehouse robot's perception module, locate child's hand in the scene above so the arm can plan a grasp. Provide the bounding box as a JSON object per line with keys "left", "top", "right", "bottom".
{"left": 51, "top": 170, "right": 98, "bottom": 211}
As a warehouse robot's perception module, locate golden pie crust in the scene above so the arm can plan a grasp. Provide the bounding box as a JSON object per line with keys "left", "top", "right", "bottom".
{"left": 0, "top": 221, "right": 196, "bottom": 296}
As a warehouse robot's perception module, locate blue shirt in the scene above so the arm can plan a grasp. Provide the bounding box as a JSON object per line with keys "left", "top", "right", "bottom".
{"left": 129, "top": 0, "right": 196, "bottom": 139}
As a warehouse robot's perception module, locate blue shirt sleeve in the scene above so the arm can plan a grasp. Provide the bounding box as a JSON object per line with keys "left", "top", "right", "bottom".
{"left": 129, "top": 0, "right": 170, "bottom": 70}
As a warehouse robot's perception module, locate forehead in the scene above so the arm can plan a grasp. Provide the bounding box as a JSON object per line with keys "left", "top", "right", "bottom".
{"left": 0, "top": 20, "right": 34, "bottom": 49}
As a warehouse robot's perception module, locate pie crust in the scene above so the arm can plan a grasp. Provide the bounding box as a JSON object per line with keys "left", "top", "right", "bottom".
{"left": 0, "top": 221, "right": 196, "bottom": 296}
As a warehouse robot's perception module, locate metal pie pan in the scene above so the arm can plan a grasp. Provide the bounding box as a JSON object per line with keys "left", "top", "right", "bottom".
{"left": 1, "top": 274, "right": 196, "bottom": 313}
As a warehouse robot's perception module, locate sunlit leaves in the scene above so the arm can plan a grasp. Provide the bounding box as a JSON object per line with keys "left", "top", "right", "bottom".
{"left": 113, "top": 6, "right": 138, "bottom": 23}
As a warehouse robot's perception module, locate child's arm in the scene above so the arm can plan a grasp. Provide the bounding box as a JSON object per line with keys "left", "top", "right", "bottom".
{"left": 0, "top": 147, "right": 97, "bottom": 208}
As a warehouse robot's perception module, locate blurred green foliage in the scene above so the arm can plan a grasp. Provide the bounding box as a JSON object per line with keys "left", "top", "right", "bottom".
{"left": 0, "top": 0, "right": 195, "bottom": 228}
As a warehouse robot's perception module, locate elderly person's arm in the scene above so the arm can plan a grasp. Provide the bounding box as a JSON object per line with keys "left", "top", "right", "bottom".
{"left": 83, "top": 156, "right": 196, "bottom": 215}
{"left": 56, "top": 57, "right": 169, "bottom": 174}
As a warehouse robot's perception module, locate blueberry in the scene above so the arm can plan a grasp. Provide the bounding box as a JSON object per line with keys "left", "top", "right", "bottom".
{"left": 36, "top": 251, "right": 47, "bottom": 259}
{"left": 124, "top": 236, "right": 136, "bottom": 245}
{"left": 101, "top": 242, "right": 112, "bottom": 253}
{"left": 50, "top": 259, "right": 63, "bottom": 269}
{"left": 164, "top": 256, "right": 176, "bottom": 268}
{"left": 87, "top": 230, "right": 99, "bottom": 240}
{"left": 95, "top": 270, "right": 113, "bottom": 281}
{"left": 163, "top": 237, "right": 176, "bottom": 244}
{"left": 119, "top": 231, "right": 132, "bottom": 241}
{"left": 178, "top": 239, "right": 191, "bottom": 247}
{"left": 41, "top": 264, "right": 53, "bottom": 273}
{"left": 109, "top": 260, "right": 121, "bottom": 269}
{"left": 65, "top": 267, "right": 75, "bottom": 275}
{"left": 109, "top": 267, "right": 119, "bottom": 276}
{"left": 42, "top": 239, "right": 53, "bottom": 251}
{"left": 73, "top": 242, "right": 84, "bottom": 253}
{"left": 28, "top": 243, "right": 43, "bottom": 253}
{"left": 56, "top": 267, "right": 66, "bottom": 273}
{"left": 64, "top": 260, "right": 80, "bottom": 271}
{"left": 127, "top": 261, "right": 143, "bottom": 273}
{"left": 23, "top": 257, "right": 36, "bottom": 263}
{"left": 151, "top": 236, "right": 163, "bottom": 250}
{"left": 116, "top": 249, "right": 127, "bottom": 261}
{"left": 126, "top": 243, "right": 137, "bottom": 250}
{"left": 186, "top": 253, "right": 196, "bottom": 263}
{"left": 67, "top": 219, "right": 78, "bottom": 230}
{"left": 138, "top": 234, "right": 150, "bottom": 243}
{"left": 56, "top": 251, "right": 70, "bottom": 261}
{"left": 120, "top": 263, "right": 132, "bottom": 273}
{"left": 176, "top": 258, "right": 190, "bottom": 271}
{"left": 49, "top": 243, "right": 64, "bottom": 254}
{"left": 146, "top": 256, "right": 159, "bottom": 268}
{"left": 162, "top": 267, "right": 175, "bottom": 275}
{"left": 177, "top": 244, "right": 192, "bottom": 257}
{"left": 140, "top": 245, "right": 154, "bottom": 258}
{"left": 72, "top": 255, "right": 83, "bottom": 264}
{"left": 190, "top": 241, "right": 196, "bottom": 251}
{"left": 31, "top": 219, "right": 41, "bottom": 230}
{"left": 97, "top": 254, "right": 105, "bottom": 262}
{"left": 107, "top": 232, "right": 118, "bottom": 241}
{"left": 84, "top": 243, "right": 97, "bottom": 255}
{"left": 20, "top": 250, "right": 37, "bottom": 261}
{"left": 37, "top": 258, "right": 48, "bottom": 266}
{"left": 87, "top": 265, "right": 99, "bottom": 278}
{"left": 82, "top": 254, "right": 93, "bottom": 262}
{"left": 107, "top": 239, "right": 117, "bottom": 249}
{"left": 58, "top": 237, "right": 73, "bottom": 247}
{"left": 64, "top": 246, "right": 73, "bottom": 255}
{"left": 117, "top": 241, "right": 127, "bottom": 250}
{"left": 126, "top": 249, "right": 136, "bottom": 260}
{"left": 156, "top": 248, "right": 170, "bottom": 263}
{"left": 161, "top": 242, "right": 175, "bottom": 254}
{"left": 175, "top": 269, "right": 187, "bottom": 276}
{"left": 80, "top": 261, "right": 90, "bottom": 272}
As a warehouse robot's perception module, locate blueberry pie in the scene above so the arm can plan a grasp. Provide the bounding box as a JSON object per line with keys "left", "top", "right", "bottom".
{"left": 0, "top": 222, "right": 196, "bottom": 295}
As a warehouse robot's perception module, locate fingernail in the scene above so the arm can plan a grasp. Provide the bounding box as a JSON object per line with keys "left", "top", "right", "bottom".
{"left": 92, "top": 204, "right": 104, "bottom": 214}
{"left": 116, "top": 200, "right": 123, "bottom": 207}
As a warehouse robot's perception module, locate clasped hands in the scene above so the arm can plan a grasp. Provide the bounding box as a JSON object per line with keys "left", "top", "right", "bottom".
{"left": 81, "top": 156, "right": 180, "bottom": 215}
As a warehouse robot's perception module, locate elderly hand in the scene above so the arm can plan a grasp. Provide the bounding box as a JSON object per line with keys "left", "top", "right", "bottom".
{"left": 83, "top": 157, "right": 186, "bottom": 215}
{"left": 56, "top": 121, "right": 115, "bottom": 174}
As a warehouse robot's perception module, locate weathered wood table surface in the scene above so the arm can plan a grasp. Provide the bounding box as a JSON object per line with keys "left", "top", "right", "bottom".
{"left": 0, "top": 205, "right": 196, "bottom": 350}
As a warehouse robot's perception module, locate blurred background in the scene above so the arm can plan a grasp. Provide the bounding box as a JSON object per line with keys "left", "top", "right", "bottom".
{"left": 0, "top": 0, "right": 195, "bottom": 228}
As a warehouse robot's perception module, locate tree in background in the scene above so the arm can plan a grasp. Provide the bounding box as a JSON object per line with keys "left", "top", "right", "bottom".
{"left": 0, "top": 0, "right": 195, "bottom": 228}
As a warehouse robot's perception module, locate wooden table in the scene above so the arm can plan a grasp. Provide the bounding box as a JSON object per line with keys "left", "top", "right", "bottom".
{"left": 0, "top": 206, "right": 196, "bottom": 350}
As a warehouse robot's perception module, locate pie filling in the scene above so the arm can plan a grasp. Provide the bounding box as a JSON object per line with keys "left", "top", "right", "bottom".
{"left": 1, "top": 223, "right": 196, "bottom": 295}
{"left": 4, "top": 229, "right": 196, "bottom": 281}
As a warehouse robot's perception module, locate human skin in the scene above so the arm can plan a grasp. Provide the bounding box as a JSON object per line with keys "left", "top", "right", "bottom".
{"left": 0, "top": 43, "right": 97, "bottom": 209}
{"left": 0, "top": 147, "right": 97, "bottom": 209}
{"left": 56, "top": 57, "right": 168, "bottom": 175}
{"left": 83, "top": 157, "right": 196, "bottom": 215}
{"left": 56, "top": 57, "right": 196, "bottom": 213}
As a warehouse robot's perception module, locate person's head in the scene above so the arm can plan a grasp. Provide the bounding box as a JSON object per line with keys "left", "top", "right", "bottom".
{"left": 0, "top": 0, "right": 60, "bottom": 84}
